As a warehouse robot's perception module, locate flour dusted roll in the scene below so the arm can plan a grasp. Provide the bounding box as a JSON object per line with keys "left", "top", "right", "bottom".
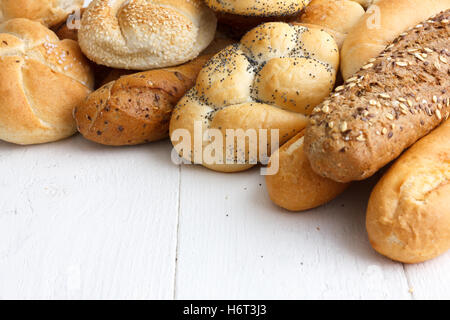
{"left": 266, "top": 131, "right": 349, "bottom": 212}
{"left": 297, "top": 0, "right": 365, "bottom": 48}
{"left": 0, "top": 18, "right": 94, "bottom": 145}
{"left": 78, "top": 0, "right": 217, "bottom": 70}
{"left": 0, "top": 0, "right": 83, "bottom": 27}
{"left": 305, "top": 10, "right": 450, "bottom": 183}
{"left": 367, "top": 120, "right": 450, "bottom": 264}
{"left": 170, "top": 22, "right": 339, "bottom": 173}
{"left": 341, "top": 0, "right": 450, "bottom": 80}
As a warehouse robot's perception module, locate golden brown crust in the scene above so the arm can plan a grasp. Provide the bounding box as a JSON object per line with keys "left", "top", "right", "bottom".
{"left": 170, "top": 22, "right": 339, "bottom": 173}
{"left": 296, "top": 0, "right": 365, "bottom": 48}
{"left": 0, "top": 0, "right": 83, "bottom": 27}
{"left": 366, "top": 120, "right": 450, "bottom": 264}
{"left": 0, "top": 18, "right": 93, "bottom": 145}
{"left": 305, "top": 10, "right": 450, "bottom": 183}
{"left": 205, "top": 0, "right": 311, "bottom": 17}
{"left": 266, "top": 131, "right": 349, "bottom": 212}
{"left": 341, "top": 0, "right": 450, "bottom": 80}
{"left": 74, "top": 55, "right": 211, "bottom": 146}
{"left": 78, "top": 0, "right": 217, "bottom": 70}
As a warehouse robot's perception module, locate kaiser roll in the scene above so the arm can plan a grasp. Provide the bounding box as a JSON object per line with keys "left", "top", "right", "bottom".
{"left": 0, "top": 0, "right": 84, "bottom": 27}
{"left": 0, "top": 18, "right": 94, "bottom": 145}
{"left": 78, "top": 0, "right": 217, "bottom": 70}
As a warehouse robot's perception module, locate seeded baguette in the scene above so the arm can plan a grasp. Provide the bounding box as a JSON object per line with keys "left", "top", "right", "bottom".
{"left": 305, "top": 10, "right": 450, "bottom": 183}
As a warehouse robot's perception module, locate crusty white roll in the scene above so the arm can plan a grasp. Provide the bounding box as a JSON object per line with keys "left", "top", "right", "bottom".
{"left": 367, "top": 120, "right": 450, "bottom": 264}
{"left": 0, "top": 0, "right": 83, "bottom": 27}
{"left": 78, "top": 0, "right": 217, "bottom": 70}
{"left": 266, "top": 131, "right": 349, "bottom": 212}
{"left": 341, "top": 0, "right": 450, "bottom": 80}
{"left": 297, "top": 0, "right": 365, "bottom": 48}
{"left": 205, "top": 0, "right": 311, "bottom": 17}
{"left": 0, "top": 18, "right": 94, "bottom": 145}
{"left": 170, "top": 22, "right": 339, "bottom": 173}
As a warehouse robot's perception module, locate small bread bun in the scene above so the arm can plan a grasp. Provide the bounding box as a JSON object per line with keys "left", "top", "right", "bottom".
{"left": 367, "top": 120, "right": 450, "bottom": 264}
{"left": 297, "top": 0, "right": 365, "bottom": 48}
{"left": 78, "top": 0, "right": 217, "bottom": 70}
{"left": 74, "top": 55, "right": 211, "bottom": 146}
{"left": 205, "top": 0, "right": 311, "bottom": 17}
{"left": 0, "top": 0, "right": 83, "bottom": 27}
{"left": 0, "top": 18, "right": 94, "bottom": 145}
{"left": 266, "top": 131, "right": 349, "bottom": 212}
{"left": 341, "top": 0, "right": 450, "bottom": 79}
{"left": 170, "top": 22, "right": 339, "bottom": 173}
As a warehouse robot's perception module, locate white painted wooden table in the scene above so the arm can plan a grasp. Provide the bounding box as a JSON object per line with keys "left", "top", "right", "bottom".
{"left": 0, "top": 0, "right": 448, "bottom": 300}
{"left": 0, "top": 135, "right": 448, "bottom": 300}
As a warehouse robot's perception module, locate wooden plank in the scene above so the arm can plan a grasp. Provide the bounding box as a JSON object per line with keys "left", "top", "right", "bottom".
{"left": 175, "top": 166, "right": 411, "bottom": 299}
{"left": 404, "top": 254, "right": 450, "bottom": 300}
{"left": 0, "top": 136, "right": 180, "bottom": 299}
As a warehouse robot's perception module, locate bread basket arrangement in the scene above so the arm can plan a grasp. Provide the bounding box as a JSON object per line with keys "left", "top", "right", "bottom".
{"left": 0, "top": 0, "right": 449, "bottom": 264}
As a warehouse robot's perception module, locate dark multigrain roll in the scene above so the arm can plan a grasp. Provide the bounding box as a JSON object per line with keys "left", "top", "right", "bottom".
{"left": 305, "top": 10, "right": 450, "bottom": 183}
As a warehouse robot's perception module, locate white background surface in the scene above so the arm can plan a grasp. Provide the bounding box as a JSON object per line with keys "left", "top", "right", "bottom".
{"left": 0, "top": 0, "right": 449, "bottom": 300}
{"left": 0, "top": 136, "right": 449, "bottom": 299}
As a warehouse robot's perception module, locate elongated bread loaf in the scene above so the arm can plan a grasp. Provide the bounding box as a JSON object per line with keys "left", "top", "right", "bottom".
{"left": 0, "top": 0, "right": 83, "bottom": 27}
{"left": 305, "top": 10, "right": 450, "bottom": 183}
{"left": 266, "top": 131, "right": 349, "bottom": 212}
{"left": 341, "top": 0, "right": 450, "bottom": 80}
{"left": 367, "top": 120, "right": 450, "bottom": 264}
{"left": 75, "top": 55, "right": 211, "bottom": 146}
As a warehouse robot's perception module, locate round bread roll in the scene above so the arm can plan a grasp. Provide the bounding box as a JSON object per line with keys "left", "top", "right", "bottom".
{"left": 205, "top": 0, "right": 311, "bottom": 17}
{"left": 341, "top": 0, "right": 450, "bottom": 79}
{"left": 297, "top": 0, "right": 365, "bottom": 48}
{"left": 266, "top": 131, "right": 349, "bottom": 212}
{"left": 367, "top": 120, "right": 450, "bottom": 264}
{"left": 0, "top": 18, "right": 94, "bottom": 145}
{"left": 0, "top": 0, "right": 83, "bottom": 27}
{"left": 78, "top": 0, "right": 217, "bottom": 70}
{"left": 170, "top": 22, "right": 339, "bottom": 173}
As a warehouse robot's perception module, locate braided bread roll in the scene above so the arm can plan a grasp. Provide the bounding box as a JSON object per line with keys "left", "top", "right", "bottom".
{"left": 0, "top": 18, "right": 94, "bottom": 145}
{"left": 78, "top": 0, "right": 217, "bottom": 70}
{"left": 170, "top": 22, "right": 339, "bottom": 173}
{"left": 0, "top": 0, "right": 84, "bottom": 27}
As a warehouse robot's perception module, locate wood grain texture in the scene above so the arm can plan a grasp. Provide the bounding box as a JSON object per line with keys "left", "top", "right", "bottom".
{"left": 0, "top": 0, "right": 447, "bottom": 299}
{"left": 0, "top": 136, "right": 180, "bottom": 299}
{"left": 175, "top": 167, "right": 410, "bottom": 299}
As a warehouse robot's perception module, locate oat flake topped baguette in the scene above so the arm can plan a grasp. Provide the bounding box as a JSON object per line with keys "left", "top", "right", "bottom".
{"left": 305, "top": 10, "right": 450, "bottom": 183}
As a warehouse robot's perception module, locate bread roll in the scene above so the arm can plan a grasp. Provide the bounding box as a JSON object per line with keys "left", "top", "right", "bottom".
{"left": 78, "top": 0, "right": 217, "bottom": 70}
{"left": 266, "top": 131, "right": 349, "bottom": 212}
{"left": 297, "top": 0, "right": 365, "bottom": 48}
{"left": 170, "top": 22, "right": 339, "bottom": 173}
{"left": 305, "top": 10, "right": 450, "bottom": 183}
{"left": 367, "top": 120, "right": 450, "bottom": 264}
{"left": 0, "top": 18, "right": 94, "bottom": 145}
{"left": 0, "top": 0, "right": 83, "bottom": 27}
{"left": 75, "top": 55, "right": 211, "bottom": 146}
{"left": 205, "top": 0, "right": 310, "bottom": 17}
{"left": 341, "top": 0, "right": 450, "bottom": 80}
